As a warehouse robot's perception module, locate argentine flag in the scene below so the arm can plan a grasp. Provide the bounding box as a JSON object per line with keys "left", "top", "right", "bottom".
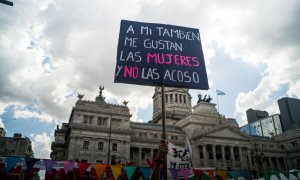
{"left": 216, "top": 90, "right": 225, "bottom": 95}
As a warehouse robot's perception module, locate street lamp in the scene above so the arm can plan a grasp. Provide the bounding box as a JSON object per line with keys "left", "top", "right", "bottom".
{"left": 253, "top": 142, "right": 265, "bottom": 178}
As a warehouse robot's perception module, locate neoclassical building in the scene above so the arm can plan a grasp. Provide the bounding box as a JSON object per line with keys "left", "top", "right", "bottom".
{"left": 51, "top": 87, "right": 300, "bottom": 171}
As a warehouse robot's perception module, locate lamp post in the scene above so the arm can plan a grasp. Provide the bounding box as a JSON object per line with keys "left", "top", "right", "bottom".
{"left": 107, "top": 113, "right": 113, "bottom": 164}
{"left": 253, "top": 143, "right": 265, "bottom": 178}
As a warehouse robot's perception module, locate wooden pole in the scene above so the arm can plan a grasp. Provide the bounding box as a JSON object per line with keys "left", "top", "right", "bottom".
{"left": 161, "top": 84, "right": 167, "bottom": 180}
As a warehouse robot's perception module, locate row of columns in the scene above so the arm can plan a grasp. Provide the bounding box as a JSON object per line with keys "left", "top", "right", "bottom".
{"left": 131, "top": 147, "right": 158, "bottom": 166}
{"left": 196, "top": 144, "right": 288, "bottom": 171}
{"left": 197, "top": 144, "right": 253, "bottom": 170}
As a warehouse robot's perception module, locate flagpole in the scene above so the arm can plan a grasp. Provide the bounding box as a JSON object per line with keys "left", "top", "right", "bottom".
{"left": 161, "top": 84, "right": 167, "bottom": 180}
{"left": 216, "top": 90, "right": 221, "bottom": 124}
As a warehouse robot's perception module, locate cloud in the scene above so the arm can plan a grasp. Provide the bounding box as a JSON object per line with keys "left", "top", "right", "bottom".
{"left": 14, "top": 109, "right": 54, "bottom": 123}
{"left": 0, "top": 118, "right": 4, "bottom": 128}
{"left": 30, "top": 132, "right": 53, "bottom": 159}
{"left": 1, "top": 0, "right": 300, "bottom": 136}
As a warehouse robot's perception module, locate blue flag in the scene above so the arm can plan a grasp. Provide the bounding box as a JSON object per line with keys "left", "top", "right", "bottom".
{"left": 216, "top": 90, "right": 225, "bottom": 95}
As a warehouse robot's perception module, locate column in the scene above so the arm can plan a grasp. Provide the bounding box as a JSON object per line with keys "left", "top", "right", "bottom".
{"left": 91, "top": 138, "right": 96, "bottom": 161}
{"left": 269, "top": 156, "right": 273, "bottom": 170}
{"left": 276, "top": 157, "right": 281, "bottom": 170}
{"left": 203, "top": 144, "right": 208, "bottom": 167}
{"left": 230, "top": 146, "right": 236, "bottom": 170}
{"left": 212, "top": 145, "right": 218, "bottom": 168}
{"left": 221, "top": 145, "right": 227, "bottom": 170}
{"left": 150, "top": 148, "right": 153, "bottom": 159}
{"left": 192, "top": 145, "right": 200, "bottom": 167}
{"left": 239, "top": 147, "right": 244, "bottom": 170}
{"left": 138, "top": 148, "right": 142, "bottom": 166}
{"left": 247, "top": 148, "right": 253, "bottom": 170}
{"left": 284, "top": 158, "right": 288, "bottom": 170}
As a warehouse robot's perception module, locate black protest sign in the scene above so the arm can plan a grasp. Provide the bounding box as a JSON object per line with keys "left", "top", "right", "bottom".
{"left": 114, "top": 20, "right": 209, "bottom": 90}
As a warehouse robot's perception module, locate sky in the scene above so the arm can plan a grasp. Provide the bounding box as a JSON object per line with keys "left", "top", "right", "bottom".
{"left": 1, "top": 0, "right": 300, "bottom": 159}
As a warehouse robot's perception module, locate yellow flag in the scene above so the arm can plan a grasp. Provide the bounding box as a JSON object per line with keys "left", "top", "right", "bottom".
{"left": 110, "top": 165, "right": 123, "bottom": 180}
{"left": 217, "top": 170, "right": 227, "bottom": 180}
{"left": 93, "top": 164, "right": 106, "bottom": 180}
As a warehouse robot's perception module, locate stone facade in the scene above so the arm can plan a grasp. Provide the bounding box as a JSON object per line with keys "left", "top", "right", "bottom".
{"left": 0, "top": 133, "right": 34, "bottom": 158}
{"left": 51, "top": 87, "right": 300, "bottom": 171}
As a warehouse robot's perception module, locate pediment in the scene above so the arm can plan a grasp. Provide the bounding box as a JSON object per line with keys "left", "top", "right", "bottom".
{"left": 199, "top": 126, "right": 251, "bottom": 141}
{"left": 205, "top": 128, "right": 250, "bottom": 140}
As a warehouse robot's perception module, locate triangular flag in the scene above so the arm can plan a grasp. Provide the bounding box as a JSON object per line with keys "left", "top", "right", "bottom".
{"left": 25, "top": 158, "right": 39, "bottom": 172}
{"left": 140, "top": 167, "right": 151, "bottom": 180}
{"left": 93, "top": 164, "right": 106, "bottom": 180}
{"left": 169, "top": 168, "right": 179, "bottom": 180}
{"left": 181, "top": 168, "right": 190, "bottom": 180}
{"left": 61, "top": 161, "right": 74, "bottom": 174}
{"left": 207, "top": 169, "right": 215, "bottom": 180}
{"left": 124, "top": 166, "right": 136, "bottom": 180}
{"left": 217, "top": 170, "right": 227, "bottom": 180}
{"left": 228, "top": 171, "right": 237, "bottom": 180}
{"left": 6, "top": 157, "right": 21, "bottom": 171}
{"left": 110, "top": 165, "right": 123, "bottom": 180}
{"left": 280, "top": 172, "right": 289, "bottom": 180}
{"left": 43, "top": 159, "right": 55, "bottom": 174}
{"left": 289, "top": 173, "right": 298, "bottom": 180}
{"left": 240, "top": 171, "right": 249, "bottom": 180}
{"left": 270, "top": 174, "right": 280, "bottom": 180}
{"left": 216, "top": 90, "right": 225, "bottom": 95}
{"left": 193, "top": 169, "right": 204, "bottom": 178}
{"left": 263, "top": 172, "right": 272, "bottom": 180}
{"left": 77, "top": 162, "right": 90, "bottom": 177}
{"left": 202, "top": 172, "right": 212, "bottom": 180}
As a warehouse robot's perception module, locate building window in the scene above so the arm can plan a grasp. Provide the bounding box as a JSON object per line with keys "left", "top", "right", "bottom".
{"left": 89, "top": 116, "right": 94, "bottom": 124}
{"left": 154, "top": 134, "right": 157, "bottom": 138}
{"left": 98, "top": 142, "right": 103, "bottom": 150}
{"left": 183, "top": 95, "right": 186, "bottom": 104}
{"left": 175, "top": 94, "right": 178, "bottom": 103}
{"left": 291, "top": 141, "right": 298, "bottom": 147}
{"left": 83, "top": 115, "right": 89, "bottom": 124}
{"left": 112, "top": 118, "right": 121, "bottom": 128}
{"left": 83, "top": 141, "right": 89, "bottom": 149}
{"left": 112, "top": 143, "right": 117, "bottom": 151}
{"left": 98, "top": 117, "right": 107, "bottom": 126}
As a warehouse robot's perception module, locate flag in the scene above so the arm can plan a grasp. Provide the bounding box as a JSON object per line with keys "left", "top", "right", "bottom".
{"left": 216, "top": 90, "right": 225, "bottom": 95}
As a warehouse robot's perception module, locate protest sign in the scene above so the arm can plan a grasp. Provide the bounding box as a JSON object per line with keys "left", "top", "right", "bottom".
{"left": 115, "top": 20, "right": 209, "bottom": 89}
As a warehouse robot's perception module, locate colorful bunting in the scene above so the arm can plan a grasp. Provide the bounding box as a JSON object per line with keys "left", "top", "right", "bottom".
{"left": 289, "top": 173, "right": 298, "bottom": 180}
{"left": 207, "top": 169, "right": 215, "bottom": 180}
{"left": 124, "top": 166, "right": 136, "bottom": 180}
{"left": 228, "top": 171, "right": 237, "bottom": 180}
{"left": 193, "top": 169, "right": 204, "bottom": 178}
{"left": 216, "top": 170, "right": 227, "bottom": 180}
{"left": 77, "top": 162, "right": 90, "bottom": 177}
{"left": 263, "top": 172, "right": 272, "bottom": 180}
{"left": 61, "top": 161, "right": 74, "bottom": 174}
{"left": 280, "top": 172, "right": 289, "bottom": 180}
{"left": 240, "top": 171, "right": 249, "bottom": 180}
{"left": 181, "top": 168, "right": 190, "bottom": 180}
{"left": 43, "top": 159, "right": 55, "bottom": 174}
{"left": 140, "top": 167, "right": 151, "bottom": 180}
{"left": 169, "top": 168, "right": 179, "bottom": 180}
{"left": 25, "top": 158, "right": 40, "bottom": 172}
{"left": 202, "top": 172, "right": 212, "bottom": 180}
{"left": 110, "top": 164, "right": 123, "bottom": 180}
{"left": 6, "top": 156, "right": 21, "bottom": 171}
{"left": 93, "top": 164, "right": 107, "bottom": 180}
